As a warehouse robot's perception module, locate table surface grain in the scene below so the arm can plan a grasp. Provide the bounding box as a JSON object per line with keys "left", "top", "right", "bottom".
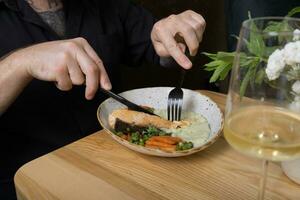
{"left": 14, "top": 90, "right": 300, "bottom": 200}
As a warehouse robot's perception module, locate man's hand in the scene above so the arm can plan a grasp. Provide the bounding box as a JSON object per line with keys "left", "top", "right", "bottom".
{"left": 151, "top": 10, "right": 206, "bottom": 69}
{"left": 15, "top": 37, "right": 111, "bottom": 100}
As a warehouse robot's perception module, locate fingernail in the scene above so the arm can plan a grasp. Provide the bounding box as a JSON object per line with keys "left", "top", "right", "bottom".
{"left": 86, "top": 94, "right": 93, "bottom": 100}
{"left": 183, "top": 58, "right": 192, "bottom": 69}
{"left": 85, "top": 90, "right": 94, "bottom": 100}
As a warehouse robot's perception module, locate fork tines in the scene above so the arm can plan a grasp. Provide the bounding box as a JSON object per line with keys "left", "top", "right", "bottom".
{"left": 167, "top": 88, "right": 183, "bottom": 121}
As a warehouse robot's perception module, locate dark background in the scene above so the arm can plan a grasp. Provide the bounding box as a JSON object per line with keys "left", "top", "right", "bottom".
{"left": 119, "top": 0, "right": 227, "bottom": 93}
{"left": 119, "top": 0, "right": 300, "bottom": 94}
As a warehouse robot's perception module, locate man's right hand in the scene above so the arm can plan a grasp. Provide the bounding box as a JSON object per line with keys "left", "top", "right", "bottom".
{"left": 14, "top": 37, "right": 111, "bottom": 100}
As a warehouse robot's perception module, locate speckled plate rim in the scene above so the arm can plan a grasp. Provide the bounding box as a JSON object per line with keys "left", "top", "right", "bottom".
{"left": 97, "top": 87, "right": 224, "bottom": 157}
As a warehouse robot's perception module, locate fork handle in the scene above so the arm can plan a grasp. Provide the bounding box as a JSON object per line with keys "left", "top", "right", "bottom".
{"left": 178, "top": 52, "right": 195, "bottom": 88}
{"left": 178, "top": 69, "right": 186, "bottom": 88}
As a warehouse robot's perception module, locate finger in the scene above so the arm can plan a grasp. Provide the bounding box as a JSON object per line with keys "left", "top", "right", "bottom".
{"left": 175, "top": 21, "right": 199, "bottom": 56}
{"left": 75, "top": 46, "right": 100, "bottom": 100}
{"left": 190, "top": 13, "right": 206, "bottom": 35}
{"left": 178, "top": 43, "right": 186, "bottom": 53}
{"left": 55, "top": 66, "right": 73, "bottom": 91}
{"left": 153, "top": 42, "right": 186, "bottom": 57}
{"left": 152, "top": 42, "right": 170, "bottom": 57}
{"left": 157, "top": 29, "right": 192, "bottom": 69}
{"left": 67, "top": 56, "right": 85, "bottom": 85}
{"left": 75, "top": 38, "right": 112, "bottom": 90}
{"left": 182, "top": 17, "right": 203, "bottom": 42}
{"left": 189, "top": 12, "right": 206, "bottom": 27}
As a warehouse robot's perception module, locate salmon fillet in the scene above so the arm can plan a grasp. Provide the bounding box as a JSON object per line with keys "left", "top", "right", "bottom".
{"left": 108, "top": 108, "right": 187, "bottom": 130}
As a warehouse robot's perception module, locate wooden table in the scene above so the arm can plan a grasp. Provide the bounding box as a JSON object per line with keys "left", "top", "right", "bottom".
{"left": 14, "top": 90, "right": 300, "bottom": 200}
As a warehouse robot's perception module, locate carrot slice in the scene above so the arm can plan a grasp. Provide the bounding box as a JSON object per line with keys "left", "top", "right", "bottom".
{"left": 147, "top": 136, "right": 182, "bottom": 145}
{"left": 146, "top": 140, "right": 175, "bottom": 148}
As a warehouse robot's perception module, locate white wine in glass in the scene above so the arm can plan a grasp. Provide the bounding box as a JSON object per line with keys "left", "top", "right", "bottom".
{"left": 225, "top": 105, "right": 300, "bottom": 161}
{"left": 224, "top": 17, "right": 300, "bottom": 199}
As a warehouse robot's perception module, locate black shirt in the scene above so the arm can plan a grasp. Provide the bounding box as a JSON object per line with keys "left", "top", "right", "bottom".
{"left": 0, "top": 0, "right": 159, "bottom": 198}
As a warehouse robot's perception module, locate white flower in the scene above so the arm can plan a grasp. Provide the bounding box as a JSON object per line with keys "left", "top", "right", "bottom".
{"left": 282, "top": 41, "right": 300, "bottom": 66}
{"left": 266, "top": 49, "right": 286, "bottom": 80}
{"left": 292, "top": 81, "right": 300, "bottom": 94}
{"left": 266, "top": 40, "right": 300, "bottom": 81}
{"left": 293, "top": 29, "right": 300, "bottom": 41}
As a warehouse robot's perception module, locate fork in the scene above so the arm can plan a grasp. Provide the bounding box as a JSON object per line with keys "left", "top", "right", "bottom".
{"left": 167, "top": 68, "right": 186, "bottom": 121}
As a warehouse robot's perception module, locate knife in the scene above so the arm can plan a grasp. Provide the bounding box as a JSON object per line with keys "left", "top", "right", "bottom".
{"left": 99, "top": 88, "right": 158, "bottom": 116}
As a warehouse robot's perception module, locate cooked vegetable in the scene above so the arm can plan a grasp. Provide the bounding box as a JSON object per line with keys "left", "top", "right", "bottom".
{"left": 130, "top": 132, "right": 140, "bottom": 144}
{"left": 176, "top": 142, "right": 194, "bottom": 151}
{"left": 143, "top": 126, "right": 171, "bottom": 137}
{"left": 124, "top": 127, "right": 172, "bottom": 146}
{"left": 145, "top": 140, "right": 176, "bottom": 148}
{"left": 109, "top": 108, "right": 195, "bottom": 152}
{"left": 147, "top": 136, "right": 182, "bottom": 145}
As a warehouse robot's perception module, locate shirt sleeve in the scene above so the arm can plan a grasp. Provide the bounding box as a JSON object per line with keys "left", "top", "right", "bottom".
{"left": 117, "top": 0, "right": 160, "bottom": 66}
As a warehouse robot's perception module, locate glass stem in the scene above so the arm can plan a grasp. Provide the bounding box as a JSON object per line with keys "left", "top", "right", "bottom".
{"left": 258, "top": 160, "right": 269, "bottom": 200}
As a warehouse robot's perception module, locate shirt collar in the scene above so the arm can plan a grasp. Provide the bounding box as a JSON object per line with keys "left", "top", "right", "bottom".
{"left": 1, "top": 0, "right": 85, "bottom": 39}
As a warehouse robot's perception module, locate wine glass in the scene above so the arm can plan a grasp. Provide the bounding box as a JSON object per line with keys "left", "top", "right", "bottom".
{"left": 224, "top": 17, "right": 300, "bottom": 199}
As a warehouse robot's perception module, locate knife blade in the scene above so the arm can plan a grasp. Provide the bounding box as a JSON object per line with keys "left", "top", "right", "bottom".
{"left": 99, "top": 88, "right": 158, "bottom": 116}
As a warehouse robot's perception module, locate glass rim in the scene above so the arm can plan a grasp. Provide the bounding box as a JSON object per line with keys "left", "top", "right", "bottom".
{"left": 242, "top": 16, "right": 300, "bottom": 34}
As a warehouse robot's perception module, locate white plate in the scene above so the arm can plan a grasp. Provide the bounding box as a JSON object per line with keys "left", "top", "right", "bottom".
{"left": 97, "top": 87, "right": 224, "bottom": 157}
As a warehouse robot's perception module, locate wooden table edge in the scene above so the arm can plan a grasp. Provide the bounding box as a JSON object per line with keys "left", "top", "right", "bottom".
{"left": 13, "top": 89, "right": 229, "bottom": 200}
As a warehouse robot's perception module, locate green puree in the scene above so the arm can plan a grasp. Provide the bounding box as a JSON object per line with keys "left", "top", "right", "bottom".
{"left": 154, "top": 110, "right": 211, "bottom": 147}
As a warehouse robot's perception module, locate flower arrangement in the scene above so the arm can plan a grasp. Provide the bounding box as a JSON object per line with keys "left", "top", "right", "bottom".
{"left": 266, "top": 30, "right": 300, "bottom": 110}
{"left": 203, "top": 7, "right": 300, "bottom": 110}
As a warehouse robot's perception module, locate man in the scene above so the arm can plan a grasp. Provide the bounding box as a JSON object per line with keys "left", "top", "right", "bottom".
{"left": 0, "top": 0, "right": 206, "bottom": 199}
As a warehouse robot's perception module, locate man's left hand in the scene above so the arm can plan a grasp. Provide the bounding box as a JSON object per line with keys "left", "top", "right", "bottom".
{"left": 151, "top": 10, "right": 206, "bottom": 69}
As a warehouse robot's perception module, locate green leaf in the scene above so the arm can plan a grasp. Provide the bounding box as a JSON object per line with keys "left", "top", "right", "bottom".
{"left": 216, "top": 52, "right": 236, "bottom": 62}
{"left": 202, "top": 52, "right": 217, "bottom": 60}
{"left": 287, "top": 7, "right": 300, "bottom": 17}
{"left": 255, "top": 68, "right": 266, "bottom": 84}
{"left": 204, "top": 67, "right": 218, "bottom": 72}
{"left": 263, "top": 21, "right": 283, "bottom": 32}
{"left": 240, "top": 58, "right": 255, "bottom": 67}
{"left": 247, "top": 21, "right": 265, "bottom": 57}
{"left": 219, "top": 64, "right": 232, "bottom": 80}
{"left": 263, "top": 20, "right": 293, "bottom": 44}
{"left": 240, "top": 67, "right": 255, "bottom": 97}
{"left": 266, "top": 20, "right": 293, "bottom": 35}
{"left": 204, "top": 60, "right": 224, "bottom": 68}
{"left": 250, "top": 67, "right": 258, "bottom": 88}
{"left": 209, "top": 63, "right": 229, "bottom": 83}
{"left": 239, "top": 57, "right": 260, "bottom": 97}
